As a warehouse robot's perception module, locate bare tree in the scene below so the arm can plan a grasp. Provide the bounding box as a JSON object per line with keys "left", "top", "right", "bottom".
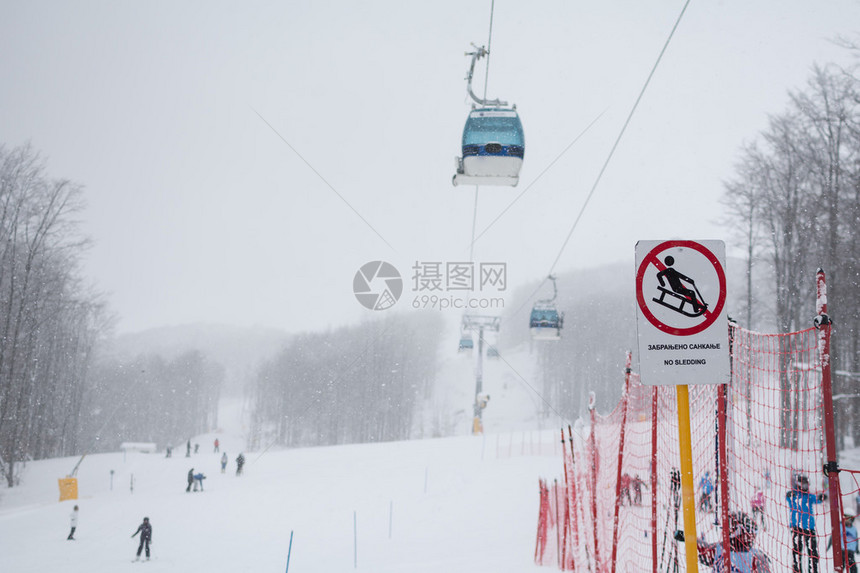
{"left": 0, "top": 144, "right": 105, "bottom": 486}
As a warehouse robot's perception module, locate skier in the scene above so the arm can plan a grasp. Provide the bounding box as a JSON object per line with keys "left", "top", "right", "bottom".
{"left": 193, "top": 472, "right": 206, "bottom": 491}
{"left": 131, "top": 516, "right": 153, "bottom": 561}
{"left": 236, "top": 452, "right": 245, "bottom": 476}
{"left": 620, "top": 473, "right": 632, "bottom": 506}
{"left": 165, "top": 444, "right": 172, "bottom": 458}
{"left": 827, "top": 514, "right": 859, "bottom": 573}
{"left": 220, "top": 452, "right": 228, "bottom": 473}
{"left": 214, "top": 438, "right": 220, "bottom": 453}
{"left": 676, "top": 511, "right": 771, "bottom": 572}
{"left": 194, "top": 443, "right": 199, "bottom": 454}
{"left": 632, "top": 474, "right": 648, "bottom": 506}
{"left": 186, "top": 440, "right": 191, "bottom": 458}
{"left": 751, "top": 489, "right": 766, "bottom": 531}
{"left": 786, "top": 474, "right": 826, "bottom": 573}
{"left": 186, "top": 468, "right": 194, "bottom": 492}
{"left": 698, "top": 471, "right": 714, "bottom": 512}
{"left": 842, "top": 513, "right": 859, "bottom": 573}
{"left": 67, "top": 505, "right": 79, "bottom": 540}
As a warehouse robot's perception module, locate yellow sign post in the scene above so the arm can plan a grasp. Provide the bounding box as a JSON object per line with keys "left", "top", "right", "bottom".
{"left": 677, "top": 385, "right": 699, "bottom": 572}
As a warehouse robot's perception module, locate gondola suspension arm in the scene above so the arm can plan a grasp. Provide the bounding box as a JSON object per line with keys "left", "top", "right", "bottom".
{"left": 465, "top": 44, "right": 508, "bottom": 108}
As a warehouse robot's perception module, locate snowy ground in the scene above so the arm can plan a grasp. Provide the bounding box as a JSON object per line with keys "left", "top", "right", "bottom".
{"left": 0, "top": 396, "right": 562, "bottom": 573}
{"left": 0, "top": 432, "right": 563, "bottom": 572}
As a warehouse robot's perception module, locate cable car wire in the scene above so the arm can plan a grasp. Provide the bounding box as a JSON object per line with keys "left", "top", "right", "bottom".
{"left": 483, "top": 0, "right": 496, "bottom": 102}
{"left": 546, "top": 0, "right": 692, "bottom": 277}
{"left": 252, "top": 107, "right": 396, "bottom": 252}
{"left": 467, "top": 0, "right": 498, "bottom": 266}
{"left": 515, "top": 0, "right": 693, "bottom": 317}
{"left": 467, "top": 108, "right": 606, "bottom": 251}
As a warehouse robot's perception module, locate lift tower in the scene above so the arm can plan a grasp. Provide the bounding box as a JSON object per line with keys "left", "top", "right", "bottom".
{"left": 461, "top": 314, "right": 501, "bottom": 434}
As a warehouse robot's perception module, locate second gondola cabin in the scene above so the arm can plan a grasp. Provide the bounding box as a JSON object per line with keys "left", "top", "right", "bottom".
{"left": 453, "top": 107, "right": 524, "bottom": 187}
{"left": 529, "top": 305, "right": 563, "bottom": 341}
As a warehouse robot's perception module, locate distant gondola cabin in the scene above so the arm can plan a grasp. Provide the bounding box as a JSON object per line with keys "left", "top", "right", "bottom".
{"left": 529, "top": 306, "right": 563, "bottom": 341}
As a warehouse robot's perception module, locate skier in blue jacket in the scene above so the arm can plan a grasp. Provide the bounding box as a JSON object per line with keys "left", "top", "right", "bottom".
{"left": 699, "top": 471, "right": 714, "bottom": 512}
{"left": 786, "top": 474, "right": 826, "bottom": 573}
{"left": 841, "top": 513, "right": 858, "bottom": 573}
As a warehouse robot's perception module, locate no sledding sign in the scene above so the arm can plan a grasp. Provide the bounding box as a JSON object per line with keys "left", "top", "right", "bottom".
{"left": 635, "top": 240, "right": 730, "bottom": 386}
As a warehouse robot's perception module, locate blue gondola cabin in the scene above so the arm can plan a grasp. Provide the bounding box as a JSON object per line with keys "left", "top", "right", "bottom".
{"left": 453, "top": 108, "right": 524, "bottom": 187}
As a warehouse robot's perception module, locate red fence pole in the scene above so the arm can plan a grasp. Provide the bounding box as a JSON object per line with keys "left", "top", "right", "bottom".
{"left": 817, "top": 269, "right": 845, "bottom": 571}
{"left": 536, "top": 478, "right": 549, "bottom": 564}
{"left": 568, "top": 425, "right": 580, "bottom": 571}
{"left": 651, "top": 385, "right": 658, "bottom": 573}
{"left": 561, "top": 429, "right": 569, "bottom": 570}
{"left": 717, "top": 356, "right": 731, "bottom": 570}
{"left": 589, "top": 393, "right": 601, "bottom": 571}
{"left": 610, "top": 352, "right": 633, "bottom": 573}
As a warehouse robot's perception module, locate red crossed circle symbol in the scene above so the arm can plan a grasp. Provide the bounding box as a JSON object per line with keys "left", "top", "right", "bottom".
{"left": 635, "top": 240, "right": 726, "bottom": 336}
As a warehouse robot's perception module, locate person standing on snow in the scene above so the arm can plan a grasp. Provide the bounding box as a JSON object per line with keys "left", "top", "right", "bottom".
{"left": 220, "top": 452, "right": 228, "bottom": 473}
{"left": 786, "top": 474, "right": 826, "bottom": 573}
{"left": 632, "top": 475, "right": 648, "bottom": 506}
{"left": 698, "top": 471, "right": 714, "bottom": 512}
{"left": 676, "top": 511, "right": 771, "bottom": 572}
{"left": 751, "top": 489, "right": 766, "bottom": 531}
{"left": 829, "top": 513, "right": 860, "bottom": 573}
{"left": 67, "top": 505, "right": 79, "bottom": 540}
{"left": 131, "top": 516, "right": 153, "bottom": 561}
{"left": 843, "top": 513, "right": 859, "bottom": 573}
{"left": 236, "top": 452, "right": 245, "bottom": 476}
{"left": 214, "top": 438, "right": 220, "bottom": 453}
{"left": 193, "top": 472, "right": 206, "bottom": 491}
{"left": 186, "top": 468, "right": 195, "bottom": 492}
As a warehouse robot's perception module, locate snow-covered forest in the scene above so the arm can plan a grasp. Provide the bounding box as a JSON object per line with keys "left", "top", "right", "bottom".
{"left": 720, "top": 62, "right": 860, "bottom": 448}
{"left": 4, "top": 53, "right": 860, "bottom": 485}
{"left": 248, "top": 313, "right": 445, "bottom": 449}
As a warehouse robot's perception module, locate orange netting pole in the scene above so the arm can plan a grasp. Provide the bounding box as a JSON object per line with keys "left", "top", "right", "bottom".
{"left": 589, "top": 397, "right": 601, "bottom": 570}
{"left": 536, "top": 478, "right": 549, "bottom": 565}
{"left": 718, "top": 324, "right": 732, "bottom": 569}
{"left": 609, "top": 353, "right": 633, "bottom": 573}
{"left": 651, "top": 385, "right": 658, "bottom": 573}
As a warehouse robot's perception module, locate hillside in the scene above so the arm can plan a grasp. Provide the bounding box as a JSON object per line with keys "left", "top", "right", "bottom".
{"left": 100, "top": 323, "right": 291, "bottom": 396}
{"left": 0, "top": 423, "right": 562, "bottom": 572}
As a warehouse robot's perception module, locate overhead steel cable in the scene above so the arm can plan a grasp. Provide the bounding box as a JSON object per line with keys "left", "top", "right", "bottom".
{"left": 546, "top": 0, "right": 692, "bottom": 277}
{"left": 518, "top": 0, "right": 693, "bottom": 317}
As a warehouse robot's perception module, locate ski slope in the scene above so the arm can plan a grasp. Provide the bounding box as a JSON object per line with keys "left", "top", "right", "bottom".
{"left": 1, "top": 326, "right": 569, "bottom": 573}
{"left": 0, "top": 428, "right": 562, "bottom": 572}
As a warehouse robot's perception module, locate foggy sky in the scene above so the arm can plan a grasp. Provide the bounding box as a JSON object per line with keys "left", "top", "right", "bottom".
{"left": 1, "top": 0, "right": 858, "bottom": 334}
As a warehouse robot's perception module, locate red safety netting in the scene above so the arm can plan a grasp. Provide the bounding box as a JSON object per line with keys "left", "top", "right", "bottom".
{"left": 536, "top": 274, "right": 851, "bottom": 572}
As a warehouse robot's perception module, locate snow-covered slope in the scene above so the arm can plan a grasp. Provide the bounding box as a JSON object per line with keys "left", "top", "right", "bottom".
{"left": 419, "top": 329, "right": 557, "bottom": 438}
{"left": 0, "top": 422, "right": 562, "bottom": 572}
